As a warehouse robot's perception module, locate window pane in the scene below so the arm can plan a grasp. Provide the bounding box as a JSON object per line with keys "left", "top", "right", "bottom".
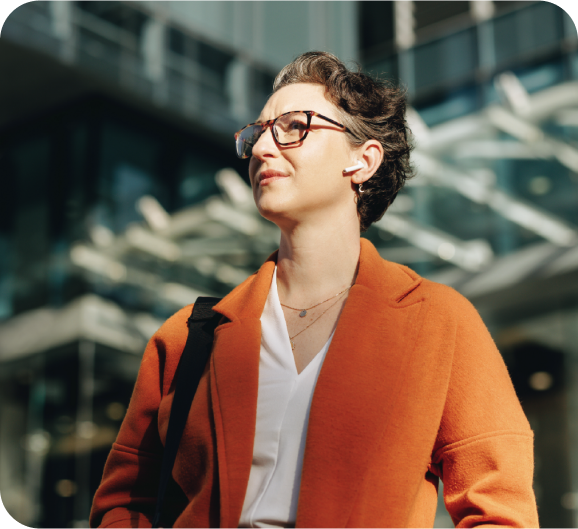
{"left": 414, "top": 28, "right": 477, "bottom": 94}
{"left": 494, "top": 2, "right": 563, "bottom": 67}
{"left": 414, "top": 1, "right": 470, "bottom": 32}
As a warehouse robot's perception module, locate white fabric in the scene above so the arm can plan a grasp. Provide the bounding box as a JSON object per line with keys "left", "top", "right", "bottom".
{"left": 238, "top": 265, "right": 336, "bottom": 528}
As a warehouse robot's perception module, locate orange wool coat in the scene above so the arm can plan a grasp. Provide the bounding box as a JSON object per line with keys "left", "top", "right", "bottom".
{"left": 90, "top": 238, "right": 539, "bottom": 528}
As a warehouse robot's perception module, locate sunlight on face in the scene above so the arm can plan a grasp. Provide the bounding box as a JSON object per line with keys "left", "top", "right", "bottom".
{"left": 248, "top": 83, "right": 357, "bottom": 229}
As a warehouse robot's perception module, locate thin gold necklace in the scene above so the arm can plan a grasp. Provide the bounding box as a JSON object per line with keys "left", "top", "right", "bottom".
{"left": 280, "top": 283, "right": 353, "bottom": 317}
{"left": 288, "top": 290, "right": 348, "bottom": 350}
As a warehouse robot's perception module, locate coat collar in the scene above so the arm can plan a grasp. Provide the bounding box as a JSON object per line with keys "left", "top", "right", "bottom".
{"left": 208, "top": 238, "right": 425, "bottom": 527}
{"left": 211, "top": 237, "right": 423, "bottom": 323}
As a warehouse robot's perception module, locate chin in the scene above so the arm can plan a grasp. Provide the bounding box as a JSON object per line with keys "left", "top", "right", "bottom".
{"left": 256, "top": 202, "right": 282, "bottom": 222}
{"left": 255, "top": 197, "right": 295, "bottom": 225}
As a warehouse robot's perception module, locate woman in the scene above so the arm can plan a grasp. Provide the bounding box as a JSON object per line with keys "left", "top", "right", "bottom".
{"left": 90, "top": 51, "right": 539, "bottom": 528}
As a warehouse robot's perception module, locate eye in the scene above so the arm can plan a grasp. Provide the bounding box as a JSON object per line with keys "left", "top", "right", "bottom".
{"left": 288, "top": 119, "right": 307, "bottom": 131}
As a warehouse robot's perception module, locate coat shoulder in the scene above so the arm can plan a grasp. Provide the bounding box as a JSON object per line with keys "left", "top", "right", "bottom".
{"left": 152, "top": 303, "right": 195, "bottom": 353}
{"left": 385, "top": 260, "right": 478, "bottom": 318}
{"left": 136, "top": 305, "right": 195, "bottom": 395}
{"left": 420, "top": 276, "right": 476, "bottom": 311}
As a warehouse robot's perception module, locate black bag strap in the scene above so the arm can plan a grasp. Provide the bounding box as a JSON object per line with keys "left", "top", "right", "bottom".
{"left": 152, "top": 296, "right": 223, "bottom": 528}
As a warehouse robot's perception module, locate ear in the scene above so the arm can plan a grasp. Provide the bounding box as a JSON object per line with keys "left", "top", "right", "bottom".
{"left": 350, "top": 140, "right": 384, "bottom": 185}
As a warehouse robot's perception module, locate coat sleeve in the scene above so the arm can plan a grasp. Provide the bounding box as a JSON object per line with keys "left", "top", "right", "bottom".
{"left": 430, "top": 288, "right": 539, "bottom": 528}
{"left": 89, "top": 305, "right": 193, "bottom": 529}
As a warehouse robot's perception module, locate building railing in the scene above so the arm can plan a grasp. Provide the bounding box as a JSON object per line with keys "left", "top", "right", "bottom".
{"left": 1, "top": 1, "right": 276, "bottom": 137}
{"left": 364, "top": 1, "right": 578, "bottom": 125}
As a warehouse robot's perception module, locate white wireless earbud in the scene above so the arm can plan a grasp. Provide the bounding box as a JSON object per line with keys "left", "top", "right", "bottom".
{"left": 343, "top": 160, "right": 364, "bottom": 173}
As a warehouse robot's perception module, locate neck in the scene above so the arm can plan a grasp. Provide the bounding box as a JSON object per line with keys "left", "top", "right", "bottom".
{"left": 275, "top": 216, "right": 361, "bottom": 308}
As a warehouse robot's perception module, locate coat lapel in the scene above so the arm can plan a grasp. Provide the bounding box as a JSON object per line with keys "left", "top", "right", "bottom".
{"left": 296, "top": 239, "right": 425, "bottom": 528}
{"left": 208, "top": 251, "right": 277, "bottom": 528}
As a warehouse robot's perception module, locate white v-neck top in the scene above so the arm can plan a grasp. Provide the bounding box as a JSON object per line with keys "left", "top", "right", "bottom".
{"left": 238, "top": 266, "right": 336, "bottom": 528}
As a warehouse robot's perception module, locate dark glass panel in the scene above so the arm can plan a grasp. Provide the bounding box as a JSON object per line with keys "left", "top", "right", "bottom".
{"left": 12, "top": 136, "right": 52, "bottom": 313}
{"left": 198, "top": 41, "right": 234, "bottom": 76}
{"left": 168, "top": 27, "right": 186, "bottom": 56}
{"left": 251, "top": 68, "right": 275, "bottom": 117}
{"left": 414, "top": 1, "right": 471, "bottom": 32}
{"left": 510, "top": 158, "right": 578, "bottom": 226}
{"left": 493, "top": 1, "right": 536, "bottom": 14}
{"left": 363, "top": 54, "right": 399, "bottom": 84}
{"left": 494, "top": 2, "right": 564, "bottom": 68}
{"left": 415, "top": 85, "right": 479, "bottom": 126}
{"left": 197, "top": 42, "right": 234, "bottom": 112}
{"left": 167, "top": 27, "right": 201, "bottom": 61}
{"left": 413, "top": 28, "right": 478, "bottom": 95}
{"left": 503, "top": 341, "right": 574, "bottom": 528}
{"left": 77, "top": 27, "right": 123, "bottom": 82}
{"left": 98, "top": 120, "right": 161, "bottom": 233}
{"left": 359, "top": 1, "right": 395, "bottom": 58}
{"left": 74, "top": 1, "right": 148, "bottom": 38}
{"left": 178, "top": 152, "right": 222, "bottom": 208}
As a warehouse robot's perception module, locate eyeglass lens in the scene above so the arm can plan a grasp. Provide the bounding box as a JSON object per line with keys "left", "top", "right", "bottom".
{"left": 236, "top": 124, "right": 262, "bottom": 158}
{"left": 237, "top": 111, "right": 309, "bottom": 158}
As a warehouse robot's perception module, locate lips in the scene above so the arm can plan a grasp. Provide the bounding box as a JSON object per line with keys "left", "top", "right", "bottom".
{"left": 258, "top": 170, "right": 290, "bottom": 184}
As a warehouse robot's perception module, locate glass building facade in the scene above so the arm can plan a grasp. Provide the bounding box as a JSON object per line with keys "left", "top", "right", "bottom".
{"left": 360, "top": 4, "right": 578, "bottom": 526}
{"left": 1, "top": 1, "right": 578, "bottom": 527}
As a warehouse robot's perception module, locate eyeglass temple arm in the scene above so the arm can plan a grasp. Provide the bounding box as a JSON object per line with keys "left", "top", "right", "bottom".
{"left": 311, "top": 112, "right": 347, "bottom": 130}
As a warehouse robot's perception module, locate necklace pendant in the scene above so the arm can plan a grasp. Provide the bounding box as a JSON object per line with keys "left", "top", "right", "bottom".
{"left": 299, "top": 310, "right": 307, "bottom": 318}
{"left": 290, "top": 340, "right": 295, "bottom": 350}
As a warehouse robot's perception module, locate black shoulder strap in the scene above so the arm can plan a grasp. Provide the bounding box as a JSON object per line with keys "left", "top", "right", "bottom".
{"left": 152, "top": 296, "right": 223, "bottom": 528}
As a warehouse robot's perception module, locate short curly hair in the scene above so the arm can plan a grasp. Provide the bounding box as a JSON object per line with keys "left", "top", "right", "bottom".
{"left": 273, "top": 51, "right": 414, "bottom": 233}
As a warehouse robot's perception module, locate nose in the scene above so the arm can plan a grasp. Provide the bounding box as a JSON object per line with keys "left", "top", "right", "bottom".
{"left": 251, "top": 125, "right": 279, "bottom": 161}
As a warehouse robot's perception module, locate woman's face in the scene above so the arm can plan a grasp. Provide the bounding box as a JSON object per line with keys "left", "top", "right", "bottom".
{"left": 248, "top": 83, "right": 358, "bottom": 228}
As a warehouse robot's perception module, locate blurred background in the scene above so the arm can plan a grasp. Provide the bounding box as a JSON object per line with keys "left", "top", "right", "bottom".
{"left": 0, "top": 1, "right": 577, "bottom": 527}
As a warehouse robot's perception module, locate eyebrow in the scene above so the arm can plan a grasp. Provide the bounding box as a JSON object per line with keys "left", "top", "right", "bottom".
{"left": 255, "top": 115, "right": 271, "bottom": 124}
{"left": 254, "top": 110, "right": 294, "bottom": 124}
{"left": 253, "top": 111, "right": 338, "bottom": 126}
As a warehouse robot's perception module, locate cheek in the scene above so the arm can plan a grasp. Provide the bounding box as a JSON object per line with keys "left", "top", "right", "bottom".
{"left": 248, "top": 159, "right": 260, "bottom": 186}
{"left": 299, "top": 140, "right": 349, "bottom": 185}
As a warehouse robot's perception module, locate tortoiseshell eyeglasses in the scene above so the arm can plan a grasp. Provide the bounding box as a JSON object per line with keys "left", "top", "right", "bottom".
{"left": 234, "top": 110, "right": 349, "bottom": 159}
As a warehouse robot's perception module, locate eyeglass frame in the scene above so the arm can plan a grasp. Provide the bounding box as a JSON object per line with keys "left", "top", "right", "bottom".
{"left": 234, "top": 110, "right": 350, "bottom": 159}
